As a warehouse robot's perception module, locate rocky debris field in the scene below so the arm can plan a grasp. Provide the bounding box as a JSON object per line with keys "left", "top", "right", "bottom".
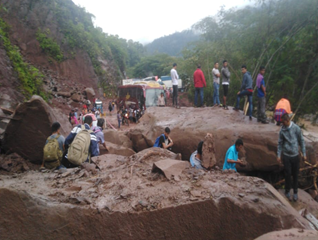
{"left": 1, "top": 147, "right": 317, "bottom": 240}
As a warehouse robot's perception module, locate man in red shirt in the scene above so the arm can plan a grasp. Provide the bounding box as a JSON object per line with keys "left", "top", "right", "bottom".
{"left": 193, "top": 65, "right": 207, "bottom": 107}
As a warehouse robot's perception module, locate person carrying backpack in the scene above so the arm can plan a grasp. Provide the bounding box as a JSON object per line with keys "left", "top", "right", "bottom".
{"left": 62, "top": 116, "right": 99, "bottom": 168}
{"left": 153, "top": 127, "right": 174, "bottom": 150}
{"left": 42, "top": 122, "right": 65, "bottom": 170}
{"left": 91, "top": 118, "right": 108, "bottom": 154}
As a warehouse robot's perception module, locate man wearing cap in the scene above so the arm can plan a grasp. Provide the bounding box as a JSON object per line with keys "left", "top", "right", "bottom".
{"left": 171, "top": 63, "right": 179, "bottom": 108}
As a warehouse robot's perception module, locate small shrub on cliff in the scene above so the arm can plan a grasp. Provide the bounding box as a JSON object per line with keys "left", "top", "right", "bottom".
{"left": 36, "top": 29, "right": 64, "bottom": 62}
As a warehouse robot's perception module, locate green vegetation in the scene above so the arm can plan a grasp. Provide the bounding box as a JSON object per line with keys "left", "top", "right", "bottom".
{"left": 183, "top": 0, "right": 318, "bottom": 116}
{"left": 146, "top": 30, "right": 200, "bottom": 57}
{"left": 142, "top": 0, "right": 317, "bottom": 117}
{"left": 0, "top": 17, "right": 47, "bottom": 100}
{"left": 36, "top": 29, "right": 64, "bottom": 62}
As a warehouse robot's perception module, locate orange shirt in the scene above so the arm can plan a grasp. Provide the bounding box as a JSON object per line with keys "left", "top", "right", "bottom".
{"left": 275, "top": 98, "right": 292, "bottom": 114}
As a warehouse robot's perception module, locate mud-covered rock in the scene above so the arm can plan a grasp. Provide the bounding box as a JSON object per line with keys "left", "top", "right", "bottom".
{"left": 98, "top": 141, "right": 135, "bottom": 157}
{"left": 3, "top": 96, "right": 72, "bottom": 163}
{"left": 255, "top": 228, "right": 318, "bottom": 240}
{"left": 103, "top": 129, "right": 133, "bottom": 149}
{"left": 71, "top": 92, "right": 82, "bottom": 102}
{"left": 131, "top": 107, "right": 318, "bottom": 172}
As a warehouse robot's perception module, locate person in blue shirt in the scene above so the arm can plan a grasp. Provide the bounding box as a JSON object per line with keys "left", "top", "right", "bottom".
{"left": 223, "top": 139, "right": 245, "bottom": 171}
{"left": 256, "top": 66, "right": 269, "bottom": 124}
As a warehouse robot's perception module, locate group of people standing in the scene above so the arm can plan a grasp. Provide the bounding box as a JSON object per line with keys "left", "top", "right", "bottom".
{"left": 191, "top": 61, "right": 269, "bottom": 123}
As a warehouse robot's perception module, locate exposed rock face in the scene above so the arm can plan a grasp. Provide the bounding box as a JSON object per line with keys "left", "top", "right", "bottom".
{"left": 130, "top": 107, "right": 318, "bottom": 172}
{"left": 0, "top": 148, "right": 314, "bottom": 240}
{"left": 3, "top": 96, "right": 71, "bottom": 162}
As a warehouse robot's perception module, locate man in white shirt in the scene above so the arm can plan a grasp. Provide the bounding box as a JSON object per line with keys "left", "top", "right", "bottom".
{"left": 212, "top": 62, "right": 221, "bottom": 107}
{"left": 170, "top": 63, "right": 179, "bottom": 108}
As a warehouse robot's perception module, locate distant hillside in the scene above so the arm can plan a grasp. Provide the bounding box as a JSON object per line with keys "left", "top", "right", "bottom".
{"left": 146, "top": 30, "right": 200, "bottom": 56}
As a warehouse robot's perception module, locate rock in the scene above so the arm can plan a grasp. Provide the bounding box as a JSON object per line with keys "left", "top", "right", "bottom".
{"left": 3, "top": 96, "right": 72, "bottom": 163}
{"left": 71, "top": 92, "right": 82, "bottom": 102}
{"left": 152, "top": 159, "right": 190, "bottom": 180}
{"left": 255, "top": 228, "right": 318, "bottom": 240}
{"left": 84, "top": 87, "right": 95, "bottom": 100}
{"left": 57, "top": 92, "right": 71, "bottom": 98}
{"left": 103, "top": 129, "right": 133, "bottom": 149}
{"left": 99, "top": 141, "right": 135, "bottom": 157}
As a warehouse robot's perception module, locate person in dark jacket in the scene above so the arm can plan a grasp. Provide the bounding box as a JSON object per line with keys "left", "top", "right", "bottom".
{"left": 233, "top": 65, "right": 253, "bottom": 120}
{"left": 193, "top": 65, "right": 207, "bottom": 107}
{"left": 277, "top": 113, "right": 306, "bottom": 202}
{"left": 221, "top": 60, "right": 230, "bottom": 110}
{"left": 61, "top": 116, "right": 99, "bottom": 168}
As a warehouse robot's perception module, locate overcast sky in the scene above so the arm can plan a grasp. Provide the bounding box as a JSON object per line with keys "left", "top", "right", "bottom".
{"left": 72, "top": 0, "right": 249, "bottom": 44}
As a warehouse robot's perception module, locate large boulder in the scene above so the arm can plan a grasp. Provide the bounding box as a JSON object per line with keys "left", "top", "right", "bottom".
{"left": 3, "top": 96, "right": 72, "bottom": 163}
{"left": 130, "top": 107, "right": 318, "bottom": 172}
{"left": 84, "top": 87, "right": 95, "bottom": 100}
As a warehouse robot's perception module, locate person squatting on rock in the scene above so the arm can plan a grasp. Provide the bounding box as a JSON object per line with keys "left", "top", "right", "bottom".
{"left": 158, "top": 92, "right": 165, "bottom": 107}
{"left": 171, "top": 63, "right": 179, "bottom": 108}
{"left": 61, "top": 116, "right": 99, "bottom": 168}
{"left": 212, "top": 62, "right": 221, "bottom": 107}
{"left": 256, "top": 66, "right": 269, "bottom": 124}
{"left": 221, "top": 60, "right": 230, "bottom": 110}
{"left": 277, "top": 113, "right": 306, "bottom": 202}
{"left": 222, "top": 139, "right": 245, "bottom": 172}
{"left": 233, "top": 65, "right": 253, "bottom": 120}
{"left": 274, "top": 96, "right": 293, "bottom": 126}
{"left": 193, "top": 65, "right": 206, "bottom": 107}
{"left": 91, "top": 118, "right": 108, "bottom": 154}
{"left": 153, "top": 127, "right": 174, "bottom": 151}
{"left": 189, "top": 141, "right": 205, "bottom": 169}
{"left": 42, "top": 122, "right": 65, "bottom": 170}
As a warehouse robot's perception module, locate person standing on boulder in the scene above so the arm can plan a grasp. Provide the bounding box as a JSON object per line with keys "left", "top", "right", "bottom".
{"left": 233, "top": 65, "right": 253, "bottom": 120}
{"left": 171, "top": 63, "right": 179, "bottom": 108}
{"left": 221, "top": 60, "right": 230, "bottom": 110}
{"left": 212, "top": 62, "right": 221, "bottom": 107}
{"left": 277, "top": 113, "right": 306, "bottom": 202}
{"left": 222, "top": 139, "right": 245, "bottom": 171}
{"left": 193, "top": 65, "right": 206, "bottom": 107}
{"left": 256, "top": 66, "right": 269, "bottom": 124}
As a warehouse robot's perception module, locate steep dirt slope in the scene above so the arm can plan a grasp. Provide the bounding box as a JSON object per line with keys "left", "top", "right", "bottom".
{"left": 0, "top": 0, "right": 119, "bottom": 111}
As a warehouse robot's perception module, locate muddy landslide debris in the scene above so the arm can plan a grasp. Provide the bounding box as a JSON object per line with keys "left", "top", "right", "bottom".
{"left": 0, "top": 148, "right": 316, "bottom": 240}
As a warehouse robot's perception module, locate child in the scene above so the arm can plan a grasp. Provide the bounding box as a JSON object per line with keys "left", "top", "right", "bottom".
{"left": 117, "top": 110, "right": 121, "bottom": 129}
